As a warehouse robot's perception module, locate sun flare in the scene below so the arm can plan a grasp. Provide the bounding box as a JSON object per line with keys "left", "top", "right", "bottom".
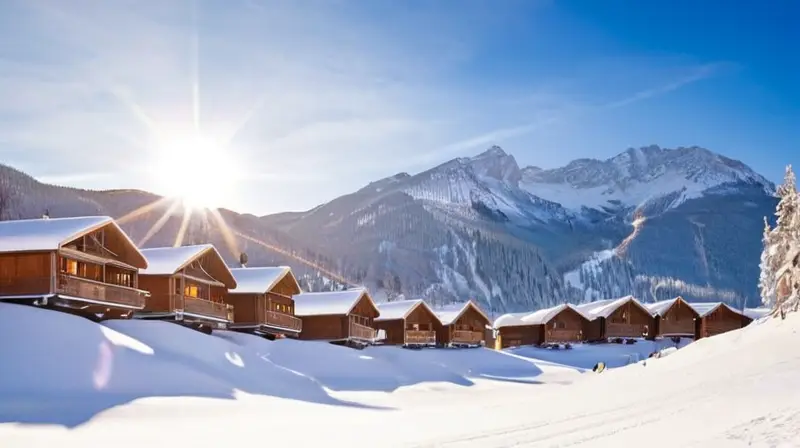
{"left": 149, "top": 134, "right": 240, "bottom": 210}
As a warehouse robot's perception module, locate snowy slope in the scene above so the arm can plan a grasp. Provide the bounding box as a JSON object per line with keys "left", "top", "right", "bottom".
{"left": 2, "top": 304, "right": 800, "bottom": 447}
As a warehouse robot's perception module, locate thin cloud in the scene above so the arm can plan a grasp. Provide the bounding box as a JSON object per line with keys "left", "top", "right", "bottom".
{"left": 604, "top": 63, "right": 724, "bottom": 109}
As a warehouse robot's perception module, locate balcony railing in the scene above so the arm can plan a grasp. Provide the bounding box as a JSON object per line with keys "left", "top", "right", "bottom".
{"left": 606, "top": 322, "right": 650, "bottom": 338}
{"left": 405, "top": 330, "right": 436, "bottom": 345}
{"left": 263, "top": 310, "right": 302, "bottom": 332}
{"left": 181, "top": 295, "right": 232, "bottom": 322}
{"left": 58, "top": 275, "right": 147, "bottom": 309}
{"left": 704, "top": 321, "right": 742, "bottom": 338}
{"left": 452, "top": 330, "right": 483, "bottom": 344}
{"left": 349, "top": 321, "right": 377, "bottom": 341}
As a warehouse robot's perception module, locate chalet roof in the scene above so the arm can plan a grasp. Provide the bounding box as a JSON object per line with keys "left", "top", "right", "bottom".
{"left": 139, "top": 244, "right": 236, "bottom": 288}
{"left": 374, "top": 299, "right": 438, "bottom": 322}
{"left": 434, "top": 301, "right": 490, "bottom": 326}
{"left": 743, "top": 307, "right": 771, "bottom": 320}
{"left": 294, "top": 288, "right": 377, "bottom": 317}
{"left": 645, "top": 298, "right": 679, "bottom": 316}
{"left": 575, "top": 296, "right": 650, "bottom": 319}
{"left": 687, "top": 302, "right": 743, "bottom": 318}
{"left": 228, "top": 266, "right": 301, "bottom": 295}
{"left": 0, "top": 215, "right": 147, "bottom": 268}
{"left": 492, "top": 312, "right": 531, "bottom": 328}
{"left": 522, "top": 303, "right": 591, "bottom": 325}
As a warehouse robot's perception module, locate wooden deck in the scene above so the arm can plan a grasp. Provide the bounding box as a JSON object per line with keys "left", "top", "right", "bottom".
{"left": 0, "top": 275, "right": 148, "bottom": 309}
{"left": 178, "top": 295, "right": 232, "bottom": 322}
{"left": 452, "top": 330, "right": 483, "bottom": 345}
{"left": 263, "top": 309, "right": 303, "bottom": 332}
{"left": 405, "top": 330, "right": 436, "bottom": 345}
{"left": 659, "top": 320, "right": 695, "bottom": 336}
{"left": 349, "top": 321, "right": 377, "bottom": 341}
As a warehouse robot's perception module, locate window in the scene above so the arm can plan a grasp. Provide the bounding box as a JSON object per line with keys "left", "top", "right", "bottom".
{"left": 61, "top": 259, "right": 78, "bottom": 276}
{"left": 184, "top": 284, "right": 198, "bottom": 298}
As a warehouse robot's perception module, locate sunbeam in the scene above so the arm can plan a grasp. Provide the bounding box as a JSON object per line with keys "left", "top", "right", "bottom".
{"left": 173, "top": 207, "right": 194, "bottom": 247}
{"left": 116, "top": 197, "right": 173, "bottom": 225}
{"left": 138, "top": 200, "right": 182, "bottom": 246}
{"left": 207, "top": 208, "right": 240, "bottom": 258}
{"left": 233, "top": 231, "right": 356, "bottom": 287}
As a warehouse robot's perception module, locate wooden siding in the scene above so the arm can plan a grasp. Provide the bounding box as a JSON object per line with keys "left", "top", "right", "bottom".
{"left": 435, "top": 305, "right": 490, "bottom": 345}
{"left": 139, "top": 270, "right": 232, "bottom": 323}
{"left": 375, "top": 303, "right": 439, "bottom": 345}
{"left": 696, "top": 306, "right": 747, "bottom": 339}
{"left": 299, "top": 293, "right": 378, "bottom": 341}
{"left": 227, "top": 291, "right": 302, "bottom": 335}
{"left": 541, "top": 307, "right": 586, "bottom": 343}
{"left": 656, "top": 300, "right": 698, "bottom": 337}
{"left": 604, "top": 301, "right": 652, "bottom": 339}
{"left": 497, "top": 325, "right": 541, "bottom": 348}
{"left": 0, "top": 252, "right": 53, "bottom": 296}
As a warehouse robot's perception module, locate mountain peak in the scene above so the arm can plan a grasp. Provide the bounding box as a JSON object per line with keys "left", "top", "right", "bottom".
{"left": 474, "top": 145, "right": 507, "bottom": 158}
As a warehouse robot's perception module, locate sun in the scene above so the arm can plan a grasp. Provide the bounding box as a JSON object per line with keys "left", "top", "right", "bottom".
{"left": 148, "top": 134, "right": 240, "bottom": 210}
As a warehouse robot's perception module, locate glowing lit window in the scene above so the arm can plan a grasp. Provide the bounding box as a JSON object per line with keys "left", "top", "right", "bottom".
{"left": 184, "top": 284, "right": 198, "bottom": 297}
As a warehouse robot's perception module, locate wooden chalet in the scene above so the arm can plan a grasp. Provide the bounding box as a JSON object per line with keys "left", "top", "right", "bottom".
{"left": 294, "top": 288, "right": 380, "bottom": 347}
{"left": 226, "top": 266, "right": 303, "bottom": 339}
{"left": 433, "top": 301, "right": 491, "bottom": 347}
{"left": 374, "top": 299, "right": 440, "bottom": 347}
{"left": 523, "top": 303, "right": 590, "bottom": 345}
{"left": 689, "top": 302, "right": 752, "bottom": 339}
{"left": 576, "top": 296, "right": 653, "bottom": 342}
{"left": 646, "top": 296, "right": 699, "bottom": 339}
{"left": 493, "top": 312, "right": 540, "bottom": 349}
{"left": 0, "top": 216, "right": 149, "bottom": 319}
{"left": 136, "top": 244, "right": 236, "bottom": 332}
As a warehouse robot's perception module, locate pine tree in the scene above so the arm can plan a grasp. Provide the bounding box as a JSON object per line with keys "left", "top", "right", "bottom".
{"left": 759, "top": 217, "right": 777, "bottom": 308}
{"left": 763, "top": 165, "right": 800, "bottom": 317}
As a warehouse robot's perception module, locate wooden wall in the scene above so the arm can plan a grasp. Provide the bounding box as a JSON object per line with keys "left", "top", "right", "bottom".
{"left": 374, "top": 319, "right": 405, "bottom": 344}
{"left": 299, "top": 315, "right": 347, "bottom": 340}
{"left": 657, "top": 300, "right": 697, "bottom": 337}
{"left": 227, "top": 293, "right": 260, "bottom": 324}
{"left": 541, "top": 307, "right": 585, "bottom": 343}
{"left": 138, "top": 275, "right": 172, "bottom": 312}
{"left": 497, "top": 325, "right": 541, "bottom": 348}
{"left": 697, "top": 306, "right": 747, "bottom": 338}
{"left": 0, "top": 252, "right": 52, "bottom": 296}
{"left": 434, "top": 305, "right": 489, "bottom": 344}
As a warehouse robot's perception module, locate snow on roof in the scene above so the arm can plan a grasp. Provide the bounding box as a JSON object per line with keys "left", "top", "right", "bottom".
{"left": 434, "top": 301, "right": 490, "bottom": 326}
{"left": 522, "top": 303, "right": 591, "bottom": 325}
{"left": 0, "top": 216, "right": 147, "bottom": 268}
{"left": 493, "top": 312, "right": 531, "bottom": 328}
{"left": 294, "top": 288, "right": 375, "bottom": 317}
{"left": 743, "top": 307, "right": 771, "bottom": 320}
{"left": 687, "top": 302, "right": 744, "bottom": 318}
{"left": 574, "top": 296, "right": 648, "bottom": 319}
{"left": 374, "top": 299, "right": 433, "bottom": 322}
{"left": 139, "top": 244, "right": 215, "bottom": 275}
{"left": 228, "top": 267, "right": 300, "bottom": 295}
{"left": 0, "top": 216, "right": 111, "bottom": 252}
{"left": 645, "top": 298, "right": 679, "bottom": 316}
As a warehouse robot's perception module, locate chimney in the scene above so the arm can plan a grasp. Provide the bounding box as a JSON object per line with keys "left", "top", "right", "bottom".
{"left": 42, "top": 209, "right": 50, "bottom": 220}
{"left": 239, "top": 252, "right": 248, "bottom": 268}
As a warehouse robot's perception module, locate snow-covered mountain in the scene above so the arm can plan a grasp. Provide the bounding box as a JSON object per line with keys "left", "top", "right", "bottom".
{"left": 0, "top": 144, "right": 777, "bottom": 312}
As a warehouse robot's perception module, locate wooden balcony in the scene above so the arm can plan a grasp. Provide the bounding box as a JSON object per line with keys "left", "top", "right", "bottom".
{"left": 181, "top": 295, "right": 232, "bottom": 322}
{"left": 452, "top": 330, "right": 483, "bottom": 345}
{"left": 262, "top": 310, "right": 302, "bottom": 333}
{"left": 659, "top": 320, "right": 695, "bottom": 336}
{"left": 57, "top": 275, "right": 148, "bottom": 309}
{"left": 606, "top": 322, "right": 650, "bottom": 338}
{"left": 703, "top": 321, "right": 742, "bottom": 338}
{"left": 349, "top": 321, "right": 377, "bottom": 341}
{"left": 405, "top": 330, "right": 436, "bottom": 345}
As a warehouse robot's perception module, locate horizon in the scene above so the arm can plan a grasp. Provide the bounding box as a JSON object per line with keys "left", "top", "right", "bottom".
{"left": 0, "top": 1, "right": 797, "bottom": 214}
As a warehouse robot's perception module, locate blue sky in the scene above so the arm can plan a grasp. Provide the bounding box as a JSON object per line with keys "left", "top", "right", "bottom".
{"left": 0, "top": 0, "right": 797, "bottom": 214}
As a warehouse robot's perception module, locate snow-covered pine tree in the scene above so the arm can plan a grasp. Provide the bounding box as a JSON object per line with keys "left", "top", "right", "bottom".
{"left": 759, "top": 217, "right": 777, "bottom": 308}
{"left": 764, "top": 165, "right": 800, "bottom": 317}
